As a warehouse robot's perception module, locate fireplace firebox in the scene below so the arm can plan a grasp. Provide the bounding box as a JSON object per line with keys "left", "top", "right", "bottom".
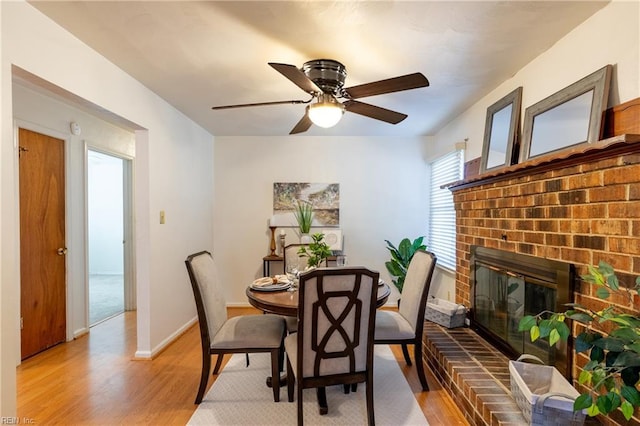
{"left": 470, "top": 246, "right": 575, "bottom": 379}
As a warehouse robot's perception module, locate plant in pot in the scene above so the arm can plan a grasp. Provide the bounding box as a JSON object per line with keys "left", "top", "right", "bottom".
{"left": 518, "top": 261, "right": 640, "bottom": 421}
{"left": 297, "top": 233, "right": 332, "bottom": 269}
{"left": 384, "top": 236, "right": 427, "bottom": 294}
{"left": 293, "top": 200, "right": 313, "bottom": 243}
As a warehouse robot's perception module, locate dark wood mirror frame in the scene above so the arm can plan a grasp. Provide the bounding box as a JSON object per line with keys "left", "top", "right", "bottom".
{"left": 480, "top": 87, "right": 523, "bottom": 173}
{"left": 520, "top": 64, "right": 612, "bottom": 161}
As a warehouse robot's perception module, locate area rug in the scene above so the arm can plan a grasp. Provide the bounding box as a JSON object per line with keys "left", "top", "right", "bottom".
{"left": 187, "top": 345, "right": 429, "bottom": 425}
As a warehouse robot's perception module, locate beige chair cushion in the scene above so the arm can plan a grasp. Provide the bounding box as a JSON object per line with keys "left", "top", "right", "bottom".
{"left": 374, "top": 310, "right": 415, "bottom": 340}
{"left": 284, "top": 316, "right": 298, "bottom": 333}
{"left": 398, "top": 251, "right": 434, "bottom": 330}
{"left": 188, "top": 252, "right": 228, "bottom": 337}
{"left": 211, "top": 314, "right": 285, "bottom": 349}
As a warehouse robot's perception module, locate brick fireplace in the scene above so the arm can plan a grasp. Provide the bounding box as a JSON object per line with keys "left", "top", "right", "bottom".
{"left": 444, "top": 132, "right": 640, "bottom": 425}
{"left": 469, "top": 245, "right": 574, "bottom": 379}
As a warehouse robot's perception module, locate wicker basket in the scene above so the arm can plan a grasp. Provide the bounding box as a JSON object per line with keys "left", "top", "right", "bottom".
{"left": 509, "top": 355, "right": 585, "bottom": 426}
{"left": 424, "top": 298, "right": 466, "bottom": 328}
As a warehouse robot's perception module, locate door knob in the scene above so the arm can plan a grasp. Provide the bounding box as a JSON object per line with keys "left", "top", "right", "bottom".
{"left": 57, "top": 247, "right": 68, "bottom": 256}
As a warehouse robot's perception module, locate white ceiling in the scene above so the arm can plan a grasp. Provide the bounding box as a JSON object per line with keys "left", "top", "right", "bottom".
{"left": 28, "top": 1, "right": 609, "bottom": 137}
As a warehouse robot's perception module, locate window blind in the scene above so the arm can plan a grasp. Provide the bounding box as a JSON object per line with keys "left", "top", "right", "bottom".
{"left": 428, "top": 149, "right": 463, "bottom": 271}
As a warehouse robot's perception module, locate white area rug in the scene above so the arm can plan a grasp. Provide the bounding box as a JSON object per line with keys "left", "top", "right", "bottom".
{"left": 188, "top": 345, "right": 429, "bottom": 425}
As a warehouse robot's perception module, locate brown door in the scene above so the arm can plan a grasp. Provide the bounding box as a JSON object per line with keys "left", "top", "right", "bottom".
{"left": 19, "top": 128, "right": 66, "bottom": 360}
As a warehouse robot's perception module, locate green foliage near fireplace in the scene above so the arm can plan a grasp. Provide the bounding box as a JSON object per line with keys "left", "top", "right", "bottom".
{"left": 518, "top": 261, "right": 640, "bottom": 421}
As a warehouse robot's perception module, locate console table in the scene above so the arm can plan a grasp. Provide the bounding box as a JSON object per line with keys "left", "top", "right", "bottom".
{"left": 262, "top": 255, "right": 283, "bottom": 277}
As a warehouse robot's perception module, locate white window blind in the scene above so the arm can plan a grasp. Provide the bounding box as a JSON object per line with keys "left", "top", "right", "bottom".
{"left": 428, "top": 149, "right": 463, "bottom": 271}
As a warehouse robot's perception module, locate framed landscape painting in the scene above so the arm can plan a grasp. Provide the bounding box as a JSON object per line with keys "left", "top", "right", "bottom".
{"left": 272, "top": 182, "right": 340, "bottom": 227}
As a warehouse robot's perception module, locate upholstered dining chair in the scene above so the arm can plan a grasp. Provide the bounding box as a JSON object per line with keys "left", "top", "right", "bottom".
{"left": 285, "top": 266, "right": 379, "bottom": 425}
{"left": 185, "top": 251, "right": 286, "bottom": 404}
{"left": 283, "top": 243, "right": 308, "bottom": 272}
{"left": 374, "top": 249, "right": 437, "bottom": 391}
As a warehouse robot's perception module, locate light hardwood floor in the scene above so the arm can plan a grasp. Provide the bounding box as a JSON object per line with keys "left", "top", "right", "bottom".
{"left": 17, "top": 309, "right": 468, "bottom": 425}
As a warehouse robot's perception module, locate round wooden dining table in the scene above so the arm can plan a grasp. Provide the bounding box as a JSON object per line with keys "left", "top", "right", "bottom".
{"left": 246, "top": 282, "right": 391, "bottom": 317}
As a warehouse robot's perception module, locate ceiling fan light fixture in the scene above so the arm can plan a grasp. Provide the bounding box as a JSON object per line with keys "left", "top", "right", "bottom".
{"left": 213, "top": 60, "right": 428, "bottom": 134}
{"left": 308, "top": 94, "right": 344, "bottom": 128}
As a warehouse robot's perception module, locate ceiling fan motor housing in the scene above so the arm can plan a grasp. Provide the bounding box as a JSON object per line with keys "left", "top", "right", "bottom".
{"left": 302, "top": 59, "right": 347, "bottom": 95}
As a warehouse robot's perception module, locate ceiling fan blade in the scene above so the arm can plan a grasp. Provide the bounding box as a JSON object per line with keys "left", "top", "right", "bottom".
{"left": 344, "top": 100, "right": 407, "bottom": 124}
{"left": 344, "top": 73, "right": 429, "bottom": 99}
{"left": 289, "top": 112, "right": 313, "bottom": 135}
{"left": 212, "top": 99, "right": 309, "bottom": 110}
{"left": 269, "top": 63, "right": 323, "bottom": 94}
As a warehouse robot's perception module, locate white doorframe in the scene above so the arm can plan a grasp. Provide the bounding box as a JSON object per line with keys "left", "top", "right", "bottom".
{"left": 123, "top": 157, "right": 136, "bottom": 311}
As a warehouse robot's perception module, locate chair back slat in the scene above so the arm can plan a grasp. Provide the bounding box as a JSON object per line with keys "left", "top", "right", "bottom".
{"left": 298, "top": 267, "right": 378, "bottom": 378}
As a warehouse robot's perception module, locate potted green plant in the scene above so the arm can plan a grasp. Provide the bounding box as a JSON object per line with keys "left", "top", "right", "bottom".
{"left": 293, "top": 200, "right": 313, "bottom": 242}
{"left": 298, "top": 233, "right": 332, "bottom": 269}
{"left": 384, "top": 236, "right": 427, "bottom": 293}
{"left": 518, "top": 261, "right": 640, "bottom": 421}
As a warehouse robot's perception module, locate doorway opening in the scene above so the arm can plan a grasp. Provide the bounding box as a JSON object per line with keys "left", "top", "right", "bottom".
{"left": 87, "top": 150, "right": 129, "bottom": 325}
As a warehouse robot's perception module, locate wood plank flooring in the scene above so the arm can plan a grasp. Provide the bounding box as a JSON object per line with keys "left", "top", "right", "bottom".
{"left": 17, "top": 309, "right": 468, "bottom": 425}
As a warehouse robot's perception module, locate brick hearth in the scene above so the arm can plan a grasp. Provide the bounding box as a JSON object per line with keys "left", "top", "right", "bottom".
{"left": 423, "top": 323, "right": 526, "bottom": 425}
{"left": 423, "top": 322, "right": 603, "bottom": 426}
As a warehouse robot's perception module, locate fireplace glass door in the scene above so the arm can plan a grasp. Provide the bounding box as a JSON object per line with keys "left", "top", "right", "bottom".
{"left": 474, "top": 262, "right": 557, "bottom": 366}
{"left": 470, "top": 246, "right": 573, "bottom": 378}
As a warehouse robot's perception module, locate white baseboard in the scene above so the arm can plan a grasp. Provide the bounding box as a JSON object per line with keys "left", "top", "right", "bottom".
{"left": 133, "top": 349, "right": 152, "bottom": 360}
{"left": 73, "top": 327, "right": 89, "bottom": 339}
{"left": 134, "top": 316, "right": 198, "bottom": 360}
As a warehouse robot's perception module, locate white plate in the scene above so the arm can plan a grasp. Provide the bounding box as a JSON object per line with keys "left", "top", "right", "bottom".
{"left": 250, "top": 282, "right": 291, "bottom": 292}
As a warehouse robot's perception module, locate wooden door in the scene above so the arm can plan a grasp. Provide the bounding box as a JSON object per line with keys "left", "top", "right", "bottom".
{"left": 19, "top": 128, "right": 66, "bottom": 360}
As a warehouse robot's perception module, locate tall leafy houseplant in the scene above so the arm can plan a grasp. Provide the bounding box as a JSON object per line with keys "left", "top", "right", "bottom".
{"left": 298, "top": 233, "right": 332, "bottom": 268}
{"left": 384, "top": 237, "right": 427, "bottom": 293}
{"left": 293, "top": 200, "right": 313, "bottom": 235}
{"left": 519, "top": 261, "right": 640, "bottom": 421}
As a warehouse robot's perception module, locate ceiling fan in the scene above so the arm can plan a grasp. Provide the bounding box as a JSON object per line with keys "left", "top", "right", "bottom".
{"left": 211, "top": 59, "right": 429, "bottom": 134}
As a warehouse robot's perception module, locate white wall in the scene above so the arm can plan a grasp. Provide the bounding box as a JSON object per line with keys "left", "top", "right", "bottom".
{"left": 12, "top": 84, "right": 135, "bottom": 340}
{"left": 429, "top": 0, "right": 640, "bottom": 301}
{"left": 1, "top": 1, "right": 214, "bottom": 415}
{"left": 213, "top": 136, "right": 431, "bottom": 305}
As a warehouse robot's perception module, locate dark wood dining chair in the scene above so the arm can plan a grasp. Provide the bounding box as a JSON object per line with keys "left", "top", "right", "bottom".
{"left": 185, "top": 251, "right": 286, "bottom": 404}
{"left": 285, "top": 266, "right": 379, "bottom": 425}
{"left": 374, "top": 249, "right": 437, "bottom": 390}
